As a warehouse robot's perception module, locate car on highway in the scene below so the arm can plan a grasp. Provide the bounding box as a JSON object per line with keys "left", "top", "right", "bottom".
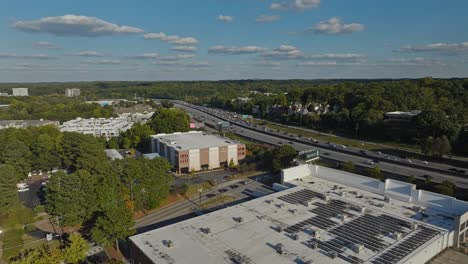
{"left": 206, "top": 193, "right": 217, "bottom": 198}
{"left": 245, "top": 180, "right": 253, "bottom": 184}
{"left": 406, "top": 159, "right": 413, "bottom": 163}
{"left": 229, "top": 184, "right": 240, "bottom": 189}
{"left": 419, "top": 160, "right": 429, "bottom": 164}
{"left": 289, "top": 141, "right": 294, "bottom": 144}
{"left": 364, "top": 160, "right": 374, "bottom": 165}
{"left": 219, "top": 188, "right": 228, "bottom": 193}
{"left": 360, "top": 150, "right": 367, "bottom": 154}
{"left": 376, "top": 151, "right": 382, "bottom": 155}
{"left": 372, "top": 159, "right": 380, "bottom": 163}
{"left": 323, "top": 152, "right": 330, "bottom": 156}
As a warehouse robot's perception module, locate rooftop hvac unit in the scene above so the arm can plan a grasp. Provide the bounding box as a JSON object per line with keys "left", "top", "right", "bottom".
{"left": 384, "top": 196, "right": 392, "bottom": 203}
{"left": 276, "top": 243, "right": 284, "bottom": 254}
{"left": 301, "top": 200, "right": 313, "bottom": 207}
{"left": 289, "top": 209, "right": 298, "bottom": 214}
{"left": 276, "top": 225, "right": 283, "bottom": 233}
{"left": 200, "top": 227, "right": 211, "bottom": 234}
{"left": 311, "top": 230, "right": 320, "bottom": 238}
{"left": 352, "top": 243, "right": 364, "bottom": 253}
{"left": 329, "top": 251, "right": 337, "bottom": 259}
{"left": 234, "top": 217, "right": 244, "bottom": 223}
{"left": 392, "top": 232, "right": 402, "bottom": 240}
{"left": 309, "top": 242, "right": 318, "bottom": 249}
{"left": 333, "top": 185, "right": 339, "bottom": 190}
{"left": 291, "top": 234, "right": 299, "bottom": 240}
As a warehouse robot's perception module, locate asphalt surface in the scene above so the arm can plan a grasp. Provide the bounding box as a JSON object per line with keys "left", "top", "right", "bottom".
{"left": 134, "top": 178, "right": 275, "bottom": 233}
{"left": 174, "top": 101, "right": 468, "bottom": 189}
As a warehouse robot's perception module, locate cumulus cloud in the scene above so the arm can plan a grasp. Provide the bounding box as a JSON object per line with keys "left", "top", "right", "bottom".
{"left": 261, "top": 45, "right": 303, "bottom": 59}
{"left": 312, "top": 17, "right": 364, "bottom": 35}
{"left": 256, "top": 15, "right": 281, "bottom": 23}
{"left": 143, "top": 32, "right": 198, "bottom": 45}
{"left": 270, "top": 0, "right": 320, "bottom": 11}
{"left": 32, "top": 41, "right": 60, "bottom": 49}
{"left": 261, "top": 45, "right": 365, "bottom": 62}
{"left": 217, "top": 15, "right": 234, "bottom": 22}
{"left": 69, "top": 51, "right": 106, "bottom": 57}
{"left": 0, "top": 53, "right": 56, "bottom": 60}
{"left": 171, "top": 46, "right": 197, "bottom": 52}
{"left": 208, "top": 45, "right": 267, "bottom": 55}
{"left": 13, "top": 15, "right": 144, "bottom": 37}
{"left": 395, "top": 42, "right": 468, "bottom": 55}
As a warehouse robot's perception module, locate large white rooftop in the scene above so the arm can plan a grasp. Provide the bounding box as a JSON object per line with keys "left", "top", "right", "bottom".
{"left": 151, "top": 131, "right": 242, "bottom": 151}
{"left": 130, "top": 165, "right": 467, "bottom": 264}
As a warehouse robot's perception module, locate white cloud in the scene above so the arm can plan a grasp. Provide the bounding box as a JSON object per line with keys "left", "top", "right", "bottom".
{"left": 396, "top": 42, "right": 468, "bottom": 55}
{"left": 69, "top": 51, "right": 106, "bottom": 57}
{"left": 83, "top": 59, "right": 121, "bottom": 65}
{"left": 160, "top": 54, "right": 195, "bottom": 61}
{"left": 256, "top": 15, "right": 281, "bottom": 23}
{"left": 171, "top": 46, "right": 197, "bottom": 52}
{"left": 312, "top": 17, "right": 364, "bottom": 35}
{"left": 217, "top": 15, "right": 234, "bottom": 22}
{"left": 208, "top": 45, "right": 267, "bottom": 54}
{"left": 0, "top": 53, "right": 56, "bottom": 60}
{"left": 384, "top": 57, "right": 444, "bottom": 66}
{"left": 297, "top": 61, "right": 364, "bottom": 66}
{"left": 270, "top": 0, "right": 320, "bottom": 11}
{"left": 143, "top": 32, "right": 198, "bottom": 45}
{"left": 153, "top": 61, "right": 210, "bottom": 67}
{"left": 13, "top": 15, "right": 144, "bottom": 37}
{"left": 129, "top": 53, "right": 160, "bottom": 59}
{"left": 261, "top": 45, "right": 365, "bottom": 62}
{"left": 261, "top": 45, "right": 303, "bottom": 59}
{"left": 32, "top": 41, "right": 60, "bottom": 49}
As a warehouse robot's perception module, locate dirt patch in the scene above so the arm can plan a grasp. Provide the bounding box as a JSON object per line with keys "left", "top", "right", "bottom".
{"left": 429, "top": 248, "right": 468, "bottom": 264}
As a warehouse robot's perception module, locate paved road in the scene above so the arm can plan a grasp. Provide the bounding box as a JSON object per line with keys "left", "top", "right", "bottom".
{"left": 134, "top": 178, "right": 274, "bottom": 233}
{"left": 175, "top": 102, "right": 468, "bottom": 189}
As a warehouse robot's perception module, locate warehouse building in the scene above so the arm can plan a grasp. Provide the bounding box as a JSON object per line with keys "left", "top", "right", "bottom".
{"left": 129, "top": 164, "right": 468, "bottom": 264}
{"left": 12, "top": 88, "right": 28, "bottom": 96}
{"left": 150, "top": 131, "right": 246, "bottom": 173}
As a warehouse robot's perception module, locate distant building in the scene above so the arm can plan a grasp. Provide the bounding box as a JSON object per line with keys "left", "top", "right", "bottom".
{"left": 189, "top": 120, "right": 205, "bottom": 129}
{"left": 0, "top": 119, "right": 59, "bottom": 130}
{"left": 0, "top": 92, "right": 9, "bottom": 97}
{"left": 86, "top": 99, "right": 135, "bottom": 107}
{"left": 129, "top": 163, "right": 468, "bottom": 264}
{"left": 60, "top": 117, "right": 134, "bottom": 139}
{"left": 65, "top": 88, "right": 81, "bottom": 97}
{"left": 104, "top": 149, "right": 124, "bottom": 161}
{"left": 150, "top": 131, "right": 246, "bottom": 174}
{"left": 384, "top": 110, "right": 422, "bottom": 140}
{"left": 142, "top": 153, "right": 161, "bottom": 160}
{"left": 12, "top": 88, "right": 28, "bottom": 97}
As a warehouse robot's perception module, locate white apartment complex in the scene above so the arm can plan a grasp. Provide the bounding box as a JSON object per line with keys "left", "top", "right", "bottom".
{"left": 65, "top": 88, "right": 81, "bottom": 97}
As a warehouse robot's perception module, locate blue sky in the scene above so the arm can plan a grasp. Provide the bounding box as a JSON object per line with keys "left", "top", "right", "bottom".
{"left": 0, "top": 0, "right": 467, "bottom": 82}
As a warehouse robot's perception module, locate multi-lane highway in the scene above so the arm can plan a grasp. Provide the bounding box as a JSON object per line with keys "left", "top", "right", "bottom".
{"left": 174, "top": 101, "right": 468, "bottom": 189}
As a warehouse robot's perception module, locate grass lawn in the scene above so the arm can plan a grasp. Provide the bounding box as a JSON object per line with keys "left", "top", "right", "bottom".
{"left": 2, "top": 227, "right": 24, "bottom": 261}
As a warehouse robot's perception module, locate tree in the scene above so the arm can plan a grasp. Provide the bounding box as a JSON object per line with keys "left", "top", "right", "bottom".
{"left": 367, "top": 166, "right": 383, "bottom": 180}
{"left": 30, "top": 134, "right": 61, "bottom": 171}
{"left": 149, "top": 108, "right": 190, "bottom": 134}
{"left": 407, "top": 175, "right": 417, "bottom": 184}
{"left": 0, "top": 165, "right": 18, "bottom": 212}
{"left": 118, "top": 123, "right": 155, "bottom": 152}
{"left": 420, "top": 136, "right": 434, "bottom": 155}
{"left": 9, "top": 244, "right": 64, "bottom": 264}
{"left": 271, "top": 145, "right": 296, "bottom": 172}
{"left": 228, "top": 159, "right": 236, "bottom": 169}
{"left": 342, "top": 161, "right": 355, "bottom": 173}
{"left": 0, "top": 139, "right": 33, "bottom": 179}
{"left": 435, "top": 180, "right": 456, "bottom": 196}
{"left": 91, "top": 206, "right": 135, "bottom": 251}
{"left": 63, "top": 233, "right": 90, "bottom": 264}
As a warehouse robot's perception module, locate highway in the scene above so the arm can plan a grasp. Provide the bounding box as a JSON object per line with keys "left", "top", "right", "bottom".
{"left": 174, "top": 101, "right": 468, "bottom": 189}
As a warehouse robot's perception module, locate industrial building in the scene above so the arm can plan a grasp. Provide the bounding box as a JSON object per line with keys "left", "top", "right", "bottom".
{"left": 150, "top": 131, "right": 246, "bottom": 173}
{"left": 0, "top": 119, "right": 59, "bottom": 130}
{"left": 129, "top": 164, "right": 468, "bottom": 264}
{"left": 65, "top": 88, "right": 81, "bottom": 97}
{"left": 60, "top": 117, "right": 133, "bottom": 139}
{"left": 11, "top": 88, "right": 28, "bottom": 96}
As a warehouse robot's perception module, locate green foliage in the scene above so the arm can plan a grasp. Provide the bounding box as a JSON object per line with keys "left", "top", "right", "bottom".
{"left": 9, "top": 233, "right": 89, "bottom": 264}
{"left": 0, "top": 165, "right": 18, "bottom": 211}
{"left": 435, "top": 180, "right": 456, "bottom": 196}
{"left": 0, "top": 95, "right": 114, "bottom": 122}
{"left": 149, "top": 108, "right": 190, "bottom": 134}
{"left": 63, "top": 233, "right": 90, "bottom": 264}
{"left": 117, "top": 123, "right": 155, "bottom": 152}
{"left": 180, "top": 183, "right": 189, "bottom": 195}
{"left": 91, "top": 206, "right": 135, "bottom": 249}
{"left": 228, "top": 159, "right": 236, "bottom": 169}
{"left": 341, "top": 161, "right": 355, "bottom": 173}
{"left": 407, "top": 175, "right": 417, "bottom": 184}
{"left": 367, "top": 166, "right": 383, "bottom": 180}
{"left": 271, "top": 145, "right": 297, "bottom": 172}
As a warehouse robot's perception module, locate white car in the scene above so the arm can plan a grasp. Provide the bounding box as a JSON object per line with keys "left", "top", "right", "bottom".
{"left": 365, "top": 160, "right": 374, "bottom": 165}
{"left": 420, "top": 160, "right": 429, "bottom": 164}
